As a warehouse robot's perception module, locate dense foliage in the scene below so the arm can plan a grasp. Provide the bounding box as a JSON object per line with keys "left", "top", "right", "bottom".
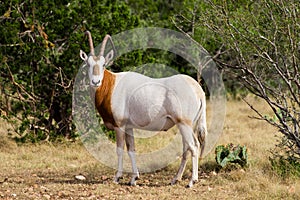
{"left": 0, "top": 0, "right": 139, "bottom": 141}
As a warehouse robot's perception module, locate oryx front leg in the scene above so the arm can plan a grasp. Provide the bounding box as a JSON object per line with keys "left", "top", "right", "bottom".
{"left": 114, "top": 128, "right": 125, "bottom": 184}
{"left": 126, "top": 129, "right": 139, "bottom": 186}
{"left": 177, "top": 123, "right": 200, "bottom": 188}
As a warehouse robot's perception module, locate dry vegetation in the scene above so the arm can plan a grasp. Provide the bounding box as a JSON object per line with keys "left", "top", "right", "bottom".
{"left": 0, "top": 99, "right": 299, "bottom": 199}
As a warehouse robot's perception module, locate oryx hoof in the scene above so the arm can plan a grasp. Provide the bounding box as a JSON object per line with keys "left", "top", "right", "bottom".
{"left": 129, "top": 178, "right": 138, "bottom": 186}
{"left": 129, "top": 181, "right": 137, "bottom": 186}
{"left": 129, "top": 175, "right": 139, "bottom": 186}
{"left": 113, "top": 176, "right": 122, "bottom": 184}
{"left": 186, "top": 180, "right": 197, "bottom": 188}
{"left": 170, "top": 178, "right": 180, "bottom": 185}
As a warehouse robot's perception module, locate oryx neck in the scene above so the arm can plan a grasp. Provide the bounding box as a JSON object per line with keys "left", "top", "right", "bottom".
{"left": 94, "top": 69, "right": 117, "bottom": 127}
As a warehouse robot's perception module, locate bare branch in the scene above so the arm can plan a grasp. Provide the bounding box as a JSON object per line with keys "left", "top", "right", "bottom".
{"left": 5, "top": 62, "right": 38, "bottom": 102}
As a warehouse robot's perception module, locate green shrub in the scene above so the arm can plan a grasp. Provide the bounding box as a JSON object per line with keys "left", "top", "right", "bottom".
{"left": 0, "top": 0, "right": 139, "bottom": 142}
{"left": 270, "top": 150, "right": 300, "bottom": 178}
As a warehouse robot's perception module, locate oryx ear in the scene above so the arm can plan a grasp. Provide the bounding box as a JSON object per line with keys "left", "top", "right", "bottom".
{"left": 80, "top": 50, "right": 88, "bottom": 61}
{"left": 105, "top": 49, "right": 114, "bottom": 66}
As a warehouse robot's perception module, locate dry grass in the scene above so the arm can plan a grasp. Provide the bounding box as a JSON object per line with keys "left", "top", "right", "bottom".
{"left": 0, "top": 99, "right": 299, "bottom": 199}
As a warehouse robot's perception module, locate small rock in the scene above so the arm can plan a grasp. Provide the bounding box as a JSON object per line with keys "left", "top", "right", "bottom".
{"left": 40, "top": 185, "right": 48, "bottom": 192}
{"left": 75, "top": 175, "right": 86, "bottom": 181}
{"left": 208, "top": 186, "right": 213, "bottom": 191}
{"left": 288, "top": 186, "right": 295, "bottom": 194}
{"left": 144, "top": 179, "right": 150, "bottom": 183}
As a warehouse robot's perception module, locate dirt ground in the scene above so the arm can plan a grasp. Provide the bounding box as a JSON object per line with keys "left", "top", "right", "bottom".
{"left": 0, "top": 99, "right": 299, "bottom": 199}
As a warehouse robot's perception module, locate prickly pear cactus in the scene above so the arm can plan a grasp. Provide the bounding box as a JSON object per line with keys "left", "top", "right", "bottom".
{"left": 215, "top": 143, "right": 248, "bottom": 168}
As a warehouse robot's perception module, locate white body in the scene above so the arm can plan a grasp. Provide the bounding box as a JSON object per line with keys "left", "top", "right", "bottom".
{"left": 80, "top": 32, "right": 208, "bottom": 187}
{"left": 102, "top": 70, "right": 207, "bottom": 188}
{"left": 112, "top": 72, "right": 203, "bottom": 131}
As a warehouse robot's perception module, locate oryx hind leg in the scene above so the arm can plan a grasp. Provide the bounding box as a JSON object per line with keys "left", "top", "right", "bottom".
{"left": 177, "top": 122, "right": 200, "bottom": 188}
{"left": 171, "top": 144, "right": 189, "bottom": 185}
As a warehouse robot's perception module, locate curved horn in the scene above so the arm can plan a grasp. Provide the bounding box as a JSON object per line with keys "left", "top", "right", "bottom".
{"left": 85, "top": 31, "right": 94, "bottom": 56}
{"left": 99, "top": 34, "right": 116, "bottom": 57}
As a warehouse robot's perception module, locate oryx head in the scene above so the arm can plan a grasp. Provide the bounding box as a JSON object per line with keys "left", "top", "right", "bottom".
{"left": 80, "top": 31, "right": 115, "bottom": 87}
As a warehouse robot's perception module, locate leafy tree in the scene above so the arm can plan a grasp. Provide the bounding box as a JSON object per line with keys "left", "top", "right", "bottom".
{"left": 0, "top": 0, "right": 139, "bottom": 141}
{"left": 127, "top": 0, "right": 181, "bottom": 27}
{"left": 174, "top": 0, "right": 300, "bottom": 166}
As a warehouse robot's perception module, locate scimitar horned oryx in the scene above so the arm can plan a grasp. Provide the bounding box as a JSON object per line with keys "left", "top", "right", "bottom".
{"left": 79, "top": 31, "right": 208, "bottom": 188}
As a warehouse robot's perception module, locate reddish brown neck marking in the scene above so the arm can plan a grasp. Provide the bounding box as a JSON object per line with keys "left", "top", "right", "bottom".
{"left": 94, "top": 69, "right": 117, "bottom": 128}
